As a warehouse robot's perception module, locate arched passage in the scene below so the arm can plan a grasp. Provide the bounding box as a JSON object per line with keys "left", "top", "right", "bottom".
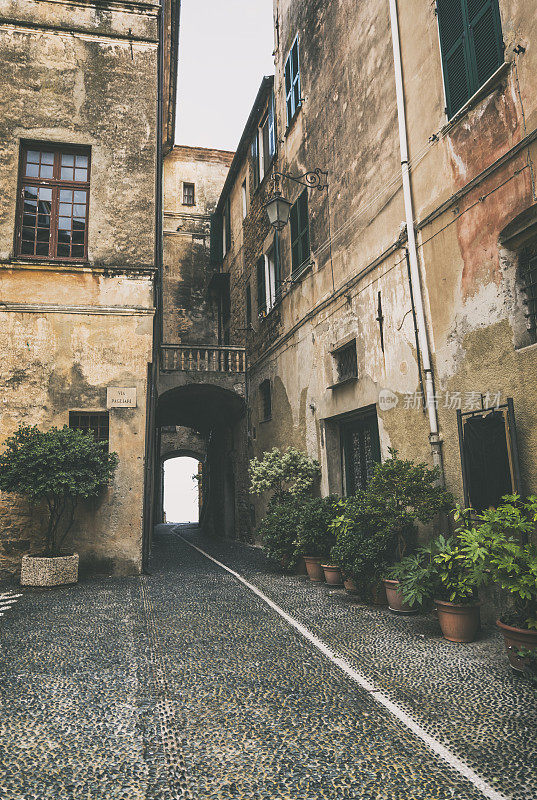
{"left": 155, "top": 382, "right": 248, "bottom": 541}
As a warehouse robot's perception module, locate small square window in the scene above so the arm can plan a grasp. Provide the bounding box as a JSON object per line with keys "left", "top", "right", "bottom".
{"left": 183, "top": 183, "right": 195, "bottom": 206}
{"left": 69, "top": 411, "right": 109, "bottom": 451}
{"left": 333, "top": 341, "right": 358, "bottom": 384}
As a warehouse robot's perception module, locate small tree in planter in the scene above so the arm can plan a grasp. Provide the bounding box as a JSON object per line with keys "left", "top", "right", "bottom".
{"left": 0, "top": 424, "right": 118, "bottom": 586}
{"left": 456, "top": 495, "right": 537, "bottom": 671}
{"left": 295, "top": 495, "right": 340, "bottom": 582}
{"left": 368, "top": 449, "right": 453, "bottom": 612}
{"left": 329, "top": 493, "right": 395, "bottom": 599}
{"left": 250, "top": 447, "right": 321, "bottom": 570}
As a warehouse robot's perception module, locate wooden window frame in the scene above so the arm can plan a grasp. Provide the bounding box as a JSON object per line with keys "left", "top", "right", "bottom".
{"left": 15, "top": 141, "right": 91, "bottom": 263}
{"left": 69, "top": 411, "right": 109, "bottom": 452}
{"left": 285, "top": 36, "right": 302, "bottom": 128}
{"left": 183, "top": 182, "right": 195, "bottom": 206}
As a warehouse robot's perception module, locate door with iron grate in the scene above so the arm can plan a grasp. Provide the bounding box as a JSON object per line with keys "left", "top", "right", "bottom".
{"left": 341, "top": 411, "right": 381, "bottom": 495}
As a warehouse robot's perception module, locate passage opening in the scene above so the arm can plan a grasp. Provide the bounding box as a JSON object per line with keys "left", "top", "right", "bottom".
{"left": 163, "top": 456, "right": 201, "bottom": 524}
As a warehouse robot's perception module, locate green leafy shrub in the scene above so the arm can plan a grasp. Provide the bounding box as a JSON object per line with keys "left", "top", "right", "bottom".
{"left": 390, "top": 533, "right": 485, "bottom": 609}
{"left": 295, "top": 496, "right": 340, "bottom": 559}
{"left": 368, "top": 448, "right": 453, "bottom": 562}
{"left": 257, "top": 496, "right": 303, "bottom": 570}
{"left": 250, "top": 447, "right": 321, "bottom": 503}
{"left": 329, "top": 493, "right": 395, "bottom": 596}
{"left": 456, "top": 495, "right": 537, "bottom": 630}
{"left": 0, "top": 424, "right": 118, "bottom": 556}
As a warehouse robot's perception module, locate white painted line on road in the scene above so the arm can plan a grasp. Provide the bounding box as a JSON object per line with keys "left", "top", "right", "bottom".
{"left": 176, "top": 533, "right": 508, "bottom": 800}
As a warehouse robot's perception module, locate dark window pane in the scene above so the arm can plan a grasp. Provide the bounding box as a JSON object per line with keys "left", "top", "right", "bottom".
{"left": 36, "top": 242, "right": 49, "bottom": 255}
{"left": 22, "top": 227, "right": 35, "bottom": 241}
{"left": 72, "top": 229, "right": 85, "bottom": 244}
{"left": 36, "top": 228, "right": 49, "bottom": 242}
{"left": 21, "top": 241, "right": 34, "bottom": 254}
{"left": 23, "top": 214, "right": 36, "bottom": 227}
{"left": 57, "top": 243, "right": 70, "bottom": 256}
{"left": 72, "top": 245, "right": 85, "bottom": 258}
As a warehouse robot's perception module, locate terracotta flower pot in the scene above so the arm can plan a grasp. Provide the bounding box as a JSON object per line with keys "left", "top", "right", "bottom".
{"left": 20, "top": 553, "right": 79, "bottom": 587}
{"left": 321, "top": 565, "right": 343, "bottom": 586}
{"left": 497, "top": 619, "right": 537, "bottom": 672}
{"left": 296, "top": 557, "right": 308, "bottom": 576}
{"left": 304, "top": 556, "right": 325, "bottom": 582}
{"left": 343, "top": 576, "right": 358, "bottom": 594}
{"left": 435, "top": 600, "right": 480, "bottom": 643}
{"left": 383, "top": 578, "right": 416, "bottom": 614}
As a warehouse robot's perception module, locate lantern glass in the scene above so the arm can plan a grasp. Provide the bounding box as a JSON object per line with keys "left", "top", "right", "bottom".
{"left": 264, "top": 193, "right": 292, "bottom": 232}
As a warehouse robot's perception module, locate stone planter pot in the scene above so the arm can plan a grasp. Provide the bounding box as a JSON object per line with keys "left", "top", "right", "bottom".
{"left": 321, "top": 565, "right": 343, "bottom": 586}
{"left": 497, "top": 619, "right": 537, "bottom": 672}
{"left": 436, "top": 600, "right": 480, "bottom": 642}
{"left": 303, "top": 556, "right": 325, "bottom": 582}
{"left": 20, "top": 553, "right": 79, "bottom": 587}
{"left": 383, "top": 578, "right": 417, "bottom": 614}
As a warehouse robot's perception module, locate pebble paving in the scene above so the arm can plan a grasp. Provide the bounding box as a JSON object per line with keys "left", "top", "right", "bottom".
{"left": 0, "top": 524, "right": 535, "bottom": 799}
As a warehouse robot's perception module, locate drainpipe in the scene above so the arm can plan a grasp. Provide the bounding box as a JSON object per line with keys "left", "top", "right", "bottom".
{"left": 388, "top": 0, "right": 444, "bottom": 475}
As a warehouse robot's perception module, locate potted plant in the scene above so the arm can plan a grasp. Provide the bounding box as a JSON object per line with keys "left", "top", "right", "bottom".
{"left": 368, "top": 449, "right": 453, "bottom": 613}
{"left": 0, "top": 424, "right": 117, "bottom": 587}
{"left": 250, "top": 447, "right": 321, "bottom": 572}
{"left": 457, "top": 495, "right": 537, "bottom": 671}
{"left": 295, "top": 496, "right": 339, "bottom": 582}
{"left": 391, "top": 533, "right": 484, "bottom": 641}
{"left": 256, "top": 496, "right": 303, "bottom": 572}
{"left": 329, "top": 492, "right": 394, "bottom": 599}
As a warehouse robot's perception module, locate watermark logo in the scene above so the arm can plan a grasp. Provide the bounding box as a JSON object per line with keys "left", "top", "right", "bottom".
{"left": 378, "top": 389, "right": 399, "bottom": 412}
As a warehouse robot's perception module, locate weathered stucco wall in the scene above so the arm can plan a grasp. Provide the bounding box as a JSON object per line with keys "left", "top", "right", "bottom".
{"left": 163, "top": 146, "right": 234, "bottom": 345}
{"left": 0, "top": 0, "right": 162, "bottom": 577}
{"left": 221, "top": 0, "right": 537, "bottom": 535}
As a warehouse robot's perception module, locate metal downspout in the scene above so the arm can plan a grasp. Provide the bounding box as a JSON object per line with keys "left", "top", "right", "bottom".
{"left": 388, "top": 0, "right": 444, "bottom": 475}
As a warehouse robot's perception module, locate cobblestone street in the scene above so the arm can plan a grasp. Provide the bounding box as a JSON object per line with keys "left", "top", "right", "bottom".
{"left": 1, "top": 524, "right": 536, "bottom": 800}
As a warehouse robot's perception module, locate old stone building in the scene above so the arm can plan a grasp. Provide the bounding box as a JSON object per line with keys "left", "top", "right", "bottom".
{"left": 156, "top": 145, "right": 251, "bottom": 539}
{"left": 216, "top": 0, "right": 537, "bottom": 524}
{"left": 0, "top": 0, "right": 179, "bottom": 577}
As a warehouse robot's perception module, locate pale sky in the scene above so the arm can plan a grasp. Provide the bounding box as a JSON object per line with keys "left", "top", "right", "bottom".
{"left": 175, "top": 0, "right": 275, "bottom": 152}
{"left": 164, "top": 457, "right": 200, "bottom": 523}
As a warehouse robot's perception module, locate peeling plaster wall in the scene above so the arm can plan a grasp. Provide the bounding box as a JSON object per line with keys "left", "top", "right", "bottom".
{"left": 0, "top": 0, "right": 160, "bottom": 578}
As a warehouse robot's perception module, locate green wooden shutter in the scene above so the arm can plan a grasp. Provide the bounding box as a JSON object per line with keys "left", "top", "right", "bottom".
{"left": 438, "top": 0, "right": 470, "bottom": 118}
{"left": 256, "top": 256, "right": 266, "bottom": 314}
{"left": 467, "top": 0, "right": 503, "bottom": 87}
{"left": 209, "top": 212, "right": 223, "bottom": 267}
{"left": 438, "top": 0, "right": 503, "bottom": 119}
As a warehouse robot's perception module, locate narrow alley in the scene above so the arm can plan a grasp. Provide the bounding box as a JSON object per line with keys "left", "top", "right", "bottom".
{"left": 1, "top": 526, "right": 535, "bottom": 800}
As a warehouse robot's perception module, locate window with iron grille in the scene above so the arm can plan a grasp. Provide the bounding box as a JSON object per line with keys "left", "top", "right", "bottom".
{"left": 183, "top": 182, "right": 195, "bottom": 205}
{"left": 519, "top": 244, "right": 537, "bottom": 344}
{"left": 16, "top": 142, "right": 90, "bottom": 261}
{"left": 437, "top": 0, "right": 504, "bottom": 119}
{"left": 260, "top": 379, "right": 272, "bottom": 421}
{"left": 290, "top": 190, "right": 310, "bottom": 275}
{"left": 334, "top": 341, "right": 358, "bottom": 384}
{"left": 69, "top": 412, "right": 109, "bottom": 451}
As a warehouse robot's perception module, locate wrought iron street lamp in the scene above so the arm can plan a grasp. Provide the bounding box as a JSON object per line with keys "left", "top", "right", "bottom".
{"left": 264, "top": 168, "right": 328, "bottom": 232}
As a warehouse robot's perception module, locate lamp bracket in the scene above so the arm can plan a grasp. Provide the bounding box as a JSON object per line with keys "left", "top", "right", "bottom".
{"left": 273, "top": 168, "right": 328, "bottom": 192}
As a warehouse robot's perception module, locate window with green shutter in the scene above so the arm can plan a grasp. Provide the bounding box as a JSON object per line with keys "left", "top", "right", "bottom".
{"left": 437, "top": 0, "right": 504, "bottom": 119}
{"left": 285, "top": 36, "right": 301, "bottom": 127}
{"left": 290, "top": 190, "right": 310, "bottom": 275}
{"left": 256, "top": 256, "right": 266, "bottom": 316}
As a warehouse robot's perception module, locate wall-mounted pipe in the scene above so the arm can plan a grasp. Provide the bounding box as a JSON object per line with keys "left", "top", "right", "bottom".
{"left": 388, "top": 0, "right": 444, "bottom": 473}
